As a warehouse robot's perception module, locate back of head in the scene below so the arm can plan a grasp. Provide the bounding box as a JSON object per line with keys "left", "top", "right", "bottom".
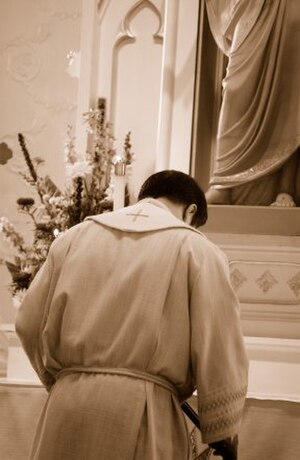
{"left": 138, "top": 170, "right": 207, "bottom": 227}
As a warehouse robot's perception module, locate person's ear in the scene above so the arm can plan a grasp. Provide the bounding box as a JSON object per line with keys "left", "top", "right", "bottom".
{"left": 183, "top": 204, "right": 197, "bottom": 225}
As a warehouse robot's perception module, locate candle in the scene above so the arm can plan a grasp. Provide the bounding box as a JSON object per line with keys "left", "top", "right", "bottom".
{"left": 113, "top": 158, "right": 126, "bottom": 210}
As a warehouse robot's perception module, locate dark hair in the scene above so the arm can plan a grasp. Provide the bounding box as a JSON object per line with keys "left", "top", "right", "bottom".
{"left": 138, "top": 170, "right": 207, "bottom": 227}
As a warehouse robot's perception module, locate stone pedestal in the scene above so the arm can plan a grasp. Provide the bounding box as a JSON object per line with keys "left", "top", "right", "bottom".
{"left": 202, "top": 206, "right": 300, "bottom": 339}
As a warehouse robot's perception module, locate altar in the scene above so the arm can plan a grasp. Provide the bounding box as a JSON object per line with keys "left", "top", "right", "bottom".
{"left": 0, "top": 381, "right": 47, "bottom": 460}
{"left": 0, "top": 382, "right": 299, "bottom": 460}
{"left": 0, "top": 335, "right": 299, "bottom": 460}
{"left": 188, "top": 336, "right": 300, "bottom": 459}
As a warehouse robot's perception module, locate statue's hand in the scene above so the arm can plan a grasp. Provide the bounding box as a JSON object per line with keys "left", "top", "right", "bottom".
{"left": 271, "top": 193, "right": 296, "bottom": 207}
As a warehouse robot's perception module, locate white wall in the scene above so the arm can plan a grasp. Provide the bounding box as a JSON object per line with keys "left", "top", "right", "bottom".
{"left": 0, "top": 0, "right": 82, "bottom": 322}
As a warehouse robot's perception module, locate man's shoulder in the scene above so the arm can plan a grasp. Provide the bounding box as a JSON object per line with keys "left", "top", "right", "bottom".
{"left": 50, "top": 220, "right": 91, "bottom": 251}
{"left": 184, "top": 229, "right": 226, "bottom": 259}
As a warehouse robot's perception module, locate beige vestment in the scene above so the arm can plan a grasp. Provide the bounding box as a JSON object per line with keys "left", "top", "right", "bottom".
{"left": 16, "top": 199, "right": 248, "bottom": 459}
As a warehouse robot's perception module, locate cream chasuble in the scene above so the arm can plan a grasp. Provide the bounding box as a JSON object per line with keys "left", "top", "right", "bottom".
{"left": 16, "top": 199, "right": 248, "bottom": 459}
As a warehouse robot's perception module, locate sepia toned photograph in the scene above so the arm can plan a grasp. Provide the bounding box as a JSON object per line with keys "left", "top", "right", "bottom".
{"left": 0, "top": 1, "right": 299, "bottom": 459}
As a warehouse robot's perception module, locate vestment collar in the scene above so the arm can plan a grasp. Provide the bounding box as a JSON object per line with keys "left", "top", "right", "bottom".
{"left": 85, "top": 198, "right": 205, "bottom": 236}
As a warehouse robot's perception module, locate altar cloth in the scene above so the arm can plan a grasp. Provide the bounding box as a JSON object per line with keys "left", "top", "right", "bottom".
{"left": 0, "top": 334, "right": 299, "bottom": 458}
{"left": 0, "top": 381, "right": 299, "bottom": 460}
{"left": 187, "top": 396, "right": 300, "bottom": 460}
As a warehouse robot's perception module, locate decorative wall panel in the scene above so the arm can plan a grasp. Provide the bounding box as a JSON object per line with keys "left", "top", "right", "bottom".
{"left": 206, "top": 231, "right": 300, "bottom": 339}
{"left": 0, "top": 0, "right": 82, "bottom": 322}
{"left": 230, "top": 261, "right": 300, "bottom": 304}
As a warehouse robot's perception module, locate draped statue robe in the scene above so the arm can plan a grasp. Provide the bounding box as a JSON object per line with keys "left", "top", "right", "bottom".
{"left": 206, "top": 0, "right": 300, "bottom": 204}
{"left": 16, "top": 199, "right": 248, "bottom": 459}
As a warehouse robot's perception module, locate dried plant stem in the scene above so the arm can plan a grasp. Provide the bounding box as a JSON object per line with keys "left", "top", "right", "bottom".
{"left": 18, "top": 133, "right": 38, "bottom": 182}
{"left": 73, "top": 176, "right": 83, "bottom": 225}
{"left": 18, "top": 133, "right": 44, "bottom": 202}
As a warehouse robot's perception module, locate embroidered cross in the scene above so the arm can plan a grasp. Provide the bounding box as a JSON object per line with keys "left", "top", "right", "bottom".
{"left": 126, "top": 209, "right": 149, "bottom": 222}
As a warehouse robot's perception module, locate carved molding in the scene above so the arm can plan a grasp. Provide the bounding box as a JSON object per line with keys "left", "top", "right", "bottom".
{"left": 206, "top": 231, "right": 300, "bottom": 338}
{"left": 114, "top": 0, "right": 163, "bottom": 47}
{"left": 245, "top": 336, "right": 300, "bottom": 356}
{"left": 110, "top": 0, "right": 163, "bottom": 123}
{"left": 241, "top": 303, "right": 300, "bottom": 323}
{"left": 155, "top": 0, "right": 180, "bottom": 170}
{"left": 202, "top": 206, "right": 300, "bottom": 237}
{"left": 287, "top": 271, "right": 300, "bottom": 298}
{"left": 229, "top": 261, "right": 300, "bottom": 305}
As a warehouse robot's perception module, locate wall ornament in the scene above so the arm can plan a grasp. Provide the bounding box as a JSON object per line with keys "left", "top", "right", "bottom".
{"left": 114, "top": 0, "right": 163, "bottom": 47}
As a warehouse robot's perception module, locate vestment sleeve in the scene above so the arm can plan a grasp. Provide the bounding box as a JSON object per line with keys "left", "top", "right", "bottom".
{"left": 15, "top": 224, "right": 82, "bottom": 389}
{"left": 15, "top": 249, "right": 56, "bottom": 390}
{"left": 189, "top": 243, "right": 248, "bottom": 444}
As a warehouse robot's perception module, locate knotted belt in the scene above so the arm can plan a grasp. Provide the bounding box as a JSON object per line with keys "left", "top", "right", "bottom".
{"left": 56, "top": 366, "right": 178, "bottom": 397}
{"left": 56, "top": 366, "right": 201, "bottom": 430}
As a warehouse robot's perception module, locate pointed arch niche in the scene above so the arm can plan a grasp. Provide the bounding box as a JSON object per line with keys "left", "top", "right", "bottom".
{"left": 109, "top": 1, "right": 163, "bottom": 197}
{"left": 76, "top": 0, "right": 165, "bottom": 197}
{"left": 75, "top": 0, "right": 200, "bottom": 198}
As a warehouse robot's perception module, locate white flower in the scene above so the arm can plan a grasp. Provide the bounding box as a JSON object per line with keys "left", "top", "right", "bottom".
{"left": 0, "top": 216, "right": 9, "bottom": 232}
{"left": 42, "top": 194, "right": 51, "bottom": 202}
{"left": 35, "top": 205, "right": 52, "bottom": 223}
{"left": 65, "top": 160, "right": 92, "bottom": 182}
{"left": 48, "top": 196, "right": 62, "bottom": 206}
{"left": 53, "top": 228, "right": 65, "bottom": 238}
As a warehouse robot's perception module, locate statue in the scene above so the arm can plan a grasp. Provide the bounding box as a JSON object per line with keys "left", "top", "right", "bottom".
{"left": 205, "top": 0, "right": 300, "bottom": 207}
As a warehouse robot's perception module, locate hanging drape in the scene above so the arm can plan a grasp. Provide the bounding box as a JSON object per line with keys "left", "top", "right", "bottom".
{"left": 205, "top": 0, "right": 299, "bottom": 189}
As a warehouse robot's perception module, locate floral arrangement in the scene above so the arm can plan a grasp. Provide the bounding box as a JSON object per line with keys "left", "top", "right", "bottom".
{"left": 0, "top": 102, "right": 133, "bottom": 308}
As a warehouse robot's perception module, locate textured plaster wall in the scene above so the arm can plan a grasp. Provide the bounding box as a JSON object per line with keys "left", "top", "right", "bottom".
{"left": 0, "top": 0, "right": 82, "bottom": 322}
